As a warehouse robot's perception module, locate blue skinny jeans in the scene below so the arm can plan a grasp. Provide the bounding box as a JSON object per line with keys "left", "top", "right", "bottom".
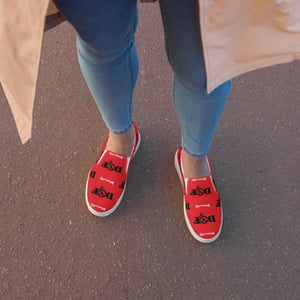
{"left": 53, "top": 0, "right": 232, "bottom": 157}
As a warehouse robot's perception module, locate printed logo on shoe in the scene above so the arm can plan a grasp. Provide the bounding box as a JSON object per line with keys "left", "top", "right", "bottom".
{"left": 90, "top": 171, "right": 96, "bottom": 178}
{"left": 190, "top": 186, "right": 212, "bottom": 196}
{"left": 91, "top": 186, "right": 114, "bottom": 200}
{"left": 194, "top": 213, "right": 216, "bottom": 224}
{"left": 101, "top": 160, "right": 123, "bottom": 173}
{"left": 119, "top": 181, "right": 125, "bottom": 189}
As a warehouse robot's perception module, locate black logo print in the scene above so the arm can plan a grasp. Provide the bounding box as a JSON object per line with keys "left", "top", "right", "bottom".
{"left": 190, "top": 186, "right": 211, "bottom": 196}
{"left": 194, "top": 213, "right": 216, "bottom": 224}
{"left": 90, "top": 171, "right": 96, "bottom": 178}
{"left": 119, "top": 181, "right": 125, "bottom": 189}
{"left": 216, "top": 198, "right": 221, "bottom": 207}
{"left": 91, "top": 186, "right": 114, "bottom": 200}
{"left": 101, "top": 160, "right": 123, "bottom": 173}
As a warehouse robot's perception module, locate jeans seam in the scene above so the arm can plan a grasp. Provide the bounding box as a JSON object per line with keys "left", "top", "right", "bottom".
{"left": 159, "top": 2, "right": 171, "bottom": 67}
{"left": 125, "top": 7, "right": 138, "bottom": 129}
{"left": 127, "top": 43, "right": 135, "bottom": 126}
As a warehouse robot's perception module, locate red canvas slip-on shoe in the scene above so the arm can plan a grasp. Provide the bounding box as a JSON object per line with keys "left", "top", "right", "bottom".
{"left": 174, "top": 148, "right": 223, "bottom": 243}
{"left": 85, "top": 123, "right": 141, "bottom": 217}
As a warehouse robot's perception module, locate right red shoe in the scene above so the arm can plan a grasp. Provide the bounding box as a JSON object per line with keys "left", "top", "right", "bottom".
{"left": 85, "top": 123, "right": 141, "bottom": 217}
{"left": 174, "top": 148, "right": 223, "bottom": 243}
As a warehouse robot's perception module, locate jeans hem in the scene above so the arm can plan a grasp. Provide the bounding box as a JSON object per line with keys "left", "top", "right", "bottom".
{"left": 181, "top": 143, "right": 207, "bottom": 158}
{"left": 109, "top": 122, "right": 133, "bottom": 135}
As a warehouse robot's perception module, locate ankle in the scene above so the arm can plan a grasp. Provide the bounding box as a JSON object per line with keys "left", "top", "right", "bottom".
{"left": 106, "top": 126, "right": 135, "bottom": 157}
{"left": 181, "top": 150, "right": 210, "bottom": 179}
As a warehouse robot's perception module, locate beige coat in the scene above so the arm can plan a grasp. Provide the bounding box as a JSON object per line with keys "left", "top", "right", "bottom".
{"left": 1, "top": 0, "right": 300, "bottom": 144}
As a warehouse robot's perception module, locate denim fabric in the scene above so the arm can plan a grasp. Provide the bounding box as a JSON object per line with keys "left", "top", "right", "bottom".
{"left": 53, "top": 0, "right": 231, "bottom": 156}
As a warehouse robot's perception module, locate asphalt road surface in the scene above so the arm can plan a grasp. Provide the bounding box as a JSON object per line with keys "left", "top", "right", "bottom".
{"left": 0, "top": 3, "right": 299, "bottom": 300}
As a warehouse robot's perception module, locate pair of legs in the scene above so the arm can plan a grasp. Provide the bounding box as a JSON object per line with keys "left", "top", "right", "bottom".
{"left": 53, "top": 0, "right": 231, "bottom": 177}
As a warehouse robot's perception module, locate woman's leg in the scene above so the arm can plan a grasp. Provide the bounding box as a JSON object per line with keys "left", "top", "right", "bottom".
{"left": 159, "top": 0, "right": 232, "bottom": 177}
{"left": 53, "top": 0, "right": 138, "bottom": 156}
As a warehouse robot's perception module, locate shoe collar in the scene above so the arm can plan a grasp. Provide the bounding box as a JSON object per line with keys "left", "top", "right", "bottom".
{"left": 96, "top": 127, "right": 137, "bottom": 173}
{"left": 180, "top": 152, "right": 216, "bottom": 192}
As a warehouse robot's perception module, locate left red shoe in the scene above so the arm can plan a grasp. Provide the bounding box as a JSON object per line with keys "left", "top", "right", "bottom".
{"left": 174, "top": 148, "right": 223, "bottom": 243}
{"left": 85, "top": 123, "right": 141, "bottom": 217}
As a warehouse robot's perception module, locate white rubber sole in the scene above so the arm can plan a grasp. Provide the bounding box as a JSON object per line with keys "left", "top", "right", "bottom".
{"left": 174, "top": 149, "right": 223, "bottom": 243}
{"left": 85, "top": 131, "right": 141, "bottom": 217}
